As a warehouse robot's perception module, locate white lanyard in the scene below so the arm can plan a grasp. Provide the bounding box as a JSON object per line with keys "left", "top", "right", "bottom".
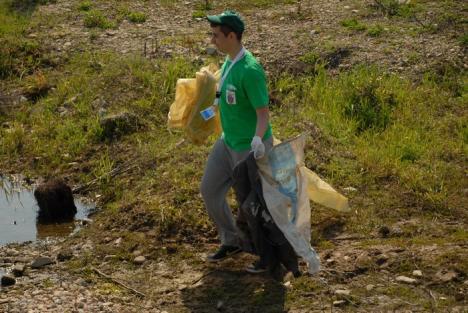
{"left": 213, "top": 47, "right": 246, "bottom": 106}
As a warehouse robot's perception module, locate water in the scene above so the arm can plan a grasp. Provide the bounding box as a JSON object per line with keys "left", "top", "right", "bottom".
{"left": 0, "top": 176, "right": 94, "bottom": 246}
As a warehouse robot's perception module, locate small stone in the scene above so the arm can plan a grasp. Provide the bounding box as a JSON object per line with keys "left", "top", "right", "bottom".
{"left": 435, "top": 269, "right": 458, "bottom": 282}
{"left": 376, "top": 254, "right": 389, "bottom": 266}
{"left": 57, "top": 250, "right": 73, "bottom": 262}
{"left": 31, "top": 257, "right": 54, "bottom": 268}
{"left": 333, "top": 300, "right": 347, "bottom": 306}
{"left": 310, "top": 30, "right": 317, "bottom": 35}
{"left": 396, "top": 275, "right": 417, "bottom": 284}
{"left": 1, "top": 275, "right": 16, "bottom": 287}
{"left": 132, "top": 250, "right": 142, "bottom": 257}
{"left": 343, "top": 187, "right": 357, "bottom": 192}
{"left": 352, "top": 9, "right": 359, "bottom": 13}
{"left": 412, "top": 270, "right": 423, "bottom": 277}
{"left": 104, "top": 255, "right": 117, "bottom": 262}
{"left": 216, "top": 300, "right": 224, "bottom": 310}
{"left": 133, "top": 256, "right": 146, "bottom": 265}
{"left": 335, "top": 289, "right": 351, "bottom": 296}
{"left": 344, "top": 6, "right": 350, "bottom": 10}
{"left": 283, "top": 281, "right": 292, "bottom": 288}
{"left": 12, "top": 264, "right": 25, "bottom": 277}
{"left": 366, "top": 284, "right": 375, "bottom": 291}
{"left": 114, "top": 238, "right": 122, "bottom": 245}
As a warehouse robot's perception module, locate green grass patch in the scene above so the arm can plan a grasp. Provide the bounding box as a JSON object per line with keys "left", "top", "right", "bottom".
{"left": 127, "top": 11, "right": 146, "bottom": 24}
{"left": 78, "top": 0, "right": 91, "bottom": 11}
{"left": 84, "top": 9, "right": 115, "bottom": 29}
{"left": 367, "top": 24, "right": 384, "bottom": 37}
{"left": 341, "top": 18, "right": 367, "bottom": 31}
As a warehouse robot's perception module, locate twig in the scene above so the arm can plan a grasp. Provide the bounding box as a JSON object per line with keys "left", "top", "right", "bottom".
{"left": 191, "top": 270, "right": 215, "bottom": 286}
{"left": 92, "top": 267, "right": 146, "bottom": 298}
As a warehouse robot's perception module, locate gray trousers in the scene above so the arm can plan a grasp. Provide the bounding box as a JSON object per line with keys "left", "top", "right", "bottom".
{"left": 201, "top": 137, "right": 273, "bottom": 246}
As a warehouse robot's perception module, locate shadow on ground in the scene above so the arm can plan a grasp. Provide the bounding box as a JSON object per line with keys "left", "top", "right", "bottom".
{"left": 181, "top": 269, "right": 286, "bottom": 313}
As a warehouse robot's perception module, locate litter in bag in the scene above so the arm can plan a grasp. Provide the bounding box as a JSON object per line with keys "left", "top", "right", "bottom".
{"left": 168, "top": 64, "right": 222, "bottom": 144}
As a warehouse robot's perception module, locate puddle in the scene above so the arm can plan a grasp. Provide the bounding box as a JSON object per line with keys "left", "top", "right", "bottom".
{"left": 0, "top": 176, "right": 94, "bottom": 246}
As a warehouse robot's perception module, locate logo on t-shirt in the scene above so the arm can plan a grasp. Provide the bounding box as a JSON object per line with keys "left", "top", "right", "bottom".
{"left": 226, "top": 84, "right": 237, "bottom": 105}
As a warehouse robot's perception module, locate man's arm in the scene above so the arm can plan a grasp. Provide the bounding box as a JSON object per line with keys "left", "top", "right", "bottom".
{"left": 255, "top": 107, "right": 269, "bottom": 138}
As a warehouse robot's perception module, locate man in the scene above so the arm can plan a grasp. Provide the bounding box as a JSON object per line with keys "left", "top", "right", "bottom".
{"left": 201, "top": 10, "right": 273, "bottom": 273}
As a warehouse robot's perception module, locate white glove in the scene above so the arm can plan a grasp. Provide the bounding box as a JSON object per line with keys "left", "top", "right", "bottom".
{"left": 250, "top": 136, "right": 265, "bottom": 159}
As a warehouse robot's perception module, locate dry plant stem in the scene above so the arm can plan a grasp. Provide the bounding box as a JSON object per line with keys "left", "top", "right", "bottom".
{"left": 92, "top": 267, "right": 146, "bottom": 298}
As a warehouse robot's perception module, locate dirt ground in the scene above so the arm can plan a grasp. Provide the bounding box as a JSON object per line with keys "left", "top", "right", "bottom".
{"left": 1, "top": 0, "right": 467, "bottom": 312}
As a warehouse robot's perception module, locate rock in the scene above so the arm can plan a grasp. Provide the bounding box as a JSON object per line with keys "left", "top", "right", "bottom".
{"left": 12, "top": 264, "right": 25, "bottom": 277}
{"left": 104, "top": 255, "right": 117, "bottom": 261}
{"left": 1, "top": 275, "right": 16, "bottom": 286}
{"left": 355, "top": 252, "right": 372, "bottom": 269}
{"left": 412, "top": 270, "right": 423, "bottom": 277}
{"left": 206, "top": 47, "right": 217, "bottom": 56}
{"left": 216, "top": 300, "right": 224, "bottom": 310}
{"left": 396, "top": 275, "right": 417, "bottom": 284}
{"left": 133, "top": 256, "right": 146, "bottom": 265}
{"left": 333, "top": 300, "right": 347, "bottom": 306}
{"left": 132, "top": 250, "right": 142, "bottom": 257}
{"left": 376, "top": 254, "right": 389, "bottom": 266}
{"left": 31, "top": 256, "right": 54, "bottom": 269}
{"left": 57, "top": 250, "right": 73, "bottom": 262}
{"left": 344, "top": 187, "right": 357, "bottom": 192}
{"left": 335, "top": 289, "right": 351, "bottom": 296}
{"left": 378, "top": 225, "right": 391, "bottom": 238}
{"left": 99, "top": 112, "right": 141, "bottom": 140}
{"left": 310, "top": 30, "right": 317, "bottom": 35}
{"left": 284, "top": 281, "right": 292, "bottom": 288}
{"left": 34, "top": 179, "right": 77, "bottom": 223}
{"left": 366, "top": 284, "right": 375, "bottom": 291}
{"left": 435, "top": 269, "right": 459, "bottom": 282}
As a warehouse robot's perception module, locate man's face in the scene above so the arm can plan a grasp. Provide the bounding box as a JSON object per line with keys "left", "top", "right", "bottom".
{"left": 210, "top": 26, "right": 230, "bottom": 53}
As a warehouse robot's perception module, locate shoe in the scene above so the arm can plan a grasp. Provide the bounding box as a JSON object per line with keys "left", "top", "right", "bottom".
{"left": 245, "top": 261, "right": 268, "bottom": 274}
{"left": 206, "top": 245, "right": 241, "bottom": 263}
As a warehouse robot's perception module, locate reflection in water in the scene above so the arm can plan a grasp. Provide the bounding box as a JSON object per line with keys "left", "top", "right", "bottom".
{"left": 0, "top": 176, "right": 94, "bottom": 246}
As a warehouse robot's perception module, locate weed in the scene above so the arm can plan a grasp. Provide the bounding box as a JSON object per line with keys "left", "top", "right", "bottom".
{"left": 341, "top": 18, "right": 367, "bottom": 31}
{"left": 367, "top": 24, "right": 384, "bottom": 37}
{"left": 84, "top": 10, "right": 115, "bottom": 29}
{"left": 78, "top": 0, "right": 91, "bottom": 11}
{"left": 127, "top": 12, "right": 146, "bottom": 24}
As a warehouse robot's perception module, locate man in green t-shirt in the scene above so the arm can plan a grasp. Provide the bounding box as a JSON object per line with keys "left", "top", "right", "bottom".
{"left": 201, "top": 10, "right": 273, "bottom": 273}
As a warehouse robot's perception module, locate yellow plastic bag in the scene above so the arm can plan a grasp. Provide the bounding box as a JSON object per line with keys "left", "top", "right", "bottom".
{"left": 168, "top": 64, "right": 222, "bottom": 145}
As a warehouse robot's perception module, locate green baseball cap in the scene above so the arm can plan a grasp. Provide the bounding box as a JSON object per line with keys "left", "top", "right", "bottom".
{"left": 207, "top": 10, "right": 245, "bottom": 33}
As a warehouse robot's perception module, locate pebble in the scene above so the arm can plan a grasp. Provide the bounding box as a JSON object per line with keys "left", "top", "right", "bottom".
{"left": 133, "top": 256, "right": 146, "bottom": 265}
{"left": 12, "top": 264, "right": 25, "bottom": 277}
{"left": 412, "top": 270, "right": 423, "bottom": 277}
{"left": 366, "top": 284, "right": 375, "bottom": 291}
{"left": 335, "top": 289, "right": 351, "bottom": 296}
{"left": 396, "top": 275, "right": 417, "bottom": 284}
{"left": 1, "top": 274, "right": 16, "bottom": 286}
{"left": 333, "top": 300, "right": 347, "bottom": 306}
{"left": 31, "top": 257, "right": 54, "bottom": 269}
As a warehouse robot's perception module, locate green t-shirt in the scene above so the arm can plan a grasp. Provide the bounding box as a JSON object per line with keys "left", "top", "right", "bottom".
{"left": 219, "top": 50, "right": 272, "bottom": 151}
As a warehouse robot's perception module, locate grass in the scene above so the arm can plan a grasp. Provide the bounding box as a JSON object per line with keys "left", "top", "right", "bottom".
{"left": 341, "top": 18, "right": 367, "bottom": 31}
{"left": 84, "top": 9, "right": 115, "bottom": 29}
{"left": 127, "top": 11, "right": 146, "bottom": 24}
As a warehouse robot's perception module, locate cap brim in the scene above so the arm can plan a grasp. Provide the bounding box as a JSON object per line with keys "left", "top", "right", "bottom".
{"left": 206, "top": 15, "right": 222, "bottom": 24}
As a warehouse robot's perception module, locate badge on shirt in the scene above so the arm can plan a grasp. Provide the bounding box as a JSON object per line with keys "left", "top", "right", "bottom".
{"left": 226, "top": 84, "right": 237, "bottom": 105}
